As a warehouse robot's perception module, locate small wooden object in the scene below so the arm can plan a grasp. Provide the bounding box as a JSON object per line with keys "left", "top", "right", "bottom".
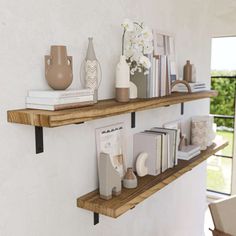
{"left": 171, "top": 80, "right": 192, "bottom": 93}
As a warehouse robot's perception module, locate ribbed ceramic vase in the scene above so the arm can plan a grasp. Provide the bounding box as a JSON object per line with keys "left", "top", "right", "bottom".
{"left": 84, "top": 37, "right": 100, "bottom": 103}
{"left": 45, "top": 45, "right": 73, "bottom": 90}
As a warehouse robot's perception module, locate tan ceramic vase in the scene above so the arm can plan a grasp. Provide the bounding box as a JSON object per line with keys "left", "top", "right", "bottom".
{"left": 45, "top": 45, "right": 73, "bottom": 90}
{"left": 123, "top": 167, "right": 138, "bottom": 189}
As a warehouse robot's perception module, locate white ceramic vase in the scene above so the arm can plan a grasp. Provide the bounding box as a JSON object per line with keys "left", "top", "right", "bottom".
{"left": 115, "top": 55, "right": 130, "bottom": 102}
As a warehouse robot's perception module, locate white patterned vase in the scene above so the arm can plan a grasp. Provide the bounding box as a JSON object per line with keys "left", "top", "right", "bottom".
{"left": 81, "top": 37, "right": 102, "bottom": 103}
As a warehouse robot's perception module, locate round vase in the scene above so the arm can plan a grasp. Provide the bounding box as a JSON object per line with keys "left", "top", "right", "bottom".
{"left": 123, "top": 167, "right": 137, "bottom": 189}
{"left": 45, "top": 45, "right": 73, "bottom": 90}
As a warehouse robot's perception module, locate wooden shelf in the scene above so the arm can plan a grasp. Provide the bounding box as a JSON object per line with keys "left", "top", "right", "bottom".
{"left": 7, "top": 91, "right": 217, "bottom": 128}
{"left": 77, "top": 139, "right": 228, "bottom": 219}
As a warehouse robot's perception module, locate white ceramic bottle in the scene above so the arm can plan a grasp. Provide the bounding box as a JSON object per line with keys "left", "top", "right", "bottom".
{"left": 115, "top": 55, "right": 130, "bottom": 102}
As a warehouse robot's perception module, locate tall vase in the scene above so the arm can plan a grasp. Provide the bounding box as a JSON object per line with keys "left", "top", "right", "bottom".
{"left": 45, "top": 45, "right": 73, "bottom": 90}
{"left": 115, "top": 55, "right": 130, "bottom": 102}
{"left": 183, "top": 60, "right": 196, "bottom": 83}
{"left": 84, "top": 37, "right": 101, "bottom": 103}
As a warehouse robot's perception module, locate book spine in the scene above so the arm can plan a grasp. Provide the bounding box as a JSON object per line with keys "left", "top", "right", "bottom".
{"left": 155, "top": 58, "right": 159, "bottom": 97}
{"left": 152, "top": 57, "right": 156, "bottom": 97}
{"left": 26, "top": 100, "right": 94, "bottom": 111}
{"left": 28, "top": 89, "right": 94, "bottom": 98}
{"left": 26, "top": 95, "right": 94, "bottom": 105}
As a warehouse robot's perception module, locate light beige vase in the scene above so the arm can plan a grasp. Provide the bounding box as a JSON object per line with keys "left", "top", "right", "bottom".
{"left": 123, "top": 167, "right": 138, "bottom": 189}
{"left": 45, "top": 45, "right": 73, "bottom": 90}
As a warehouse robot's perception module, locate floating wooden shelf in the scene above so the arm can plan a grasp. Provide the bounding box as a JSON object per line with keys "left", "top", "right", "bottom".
{"left": 77, "top": 139, "right": 228, "bottom": 219}
{"left": 7, "top": 91, "right": 217, "bottom": 128}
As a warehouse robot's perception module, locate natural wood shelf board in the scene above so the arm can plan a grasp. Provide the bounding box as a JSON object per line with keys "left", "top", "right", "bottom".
{"left": 77, "top": 139, "right": 228, "bottom": 218}
{"left": 7, "top": 91, "right": 217, "bottom": 127}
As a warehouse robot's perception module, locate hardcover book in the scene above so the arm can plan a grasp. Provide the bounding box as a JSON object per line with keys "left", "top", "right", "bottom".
{"left": 133, "top": 132, "right": 162, "bottom": 176}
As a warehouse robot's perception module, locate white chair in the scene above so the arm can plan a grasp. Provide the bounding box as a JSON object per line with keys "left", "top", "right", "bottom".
{"left": 209, "top": 195, "right": 236, "bottom": 236}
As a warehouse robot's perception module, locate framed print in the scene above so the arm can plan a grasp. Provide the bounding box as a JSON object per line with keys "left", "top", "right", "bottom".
{"left": 153, "top": 30, "right": 178, "bottom": 83}
{"left": 95, "top": 122, "right": 126, "bottom": 178}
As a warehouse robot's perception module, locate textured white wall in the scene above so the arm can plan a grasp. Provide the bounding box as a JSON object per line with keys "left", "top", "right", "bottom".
{"left": 0, "top": 0, "right": 216, "bottom": 235}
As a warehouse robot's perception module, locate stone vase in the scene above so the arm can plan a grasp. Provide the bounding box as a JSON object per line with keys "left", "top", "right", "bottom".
{"left": 45, "top": 45, "right": 73, "bottom": 90}
{"left": 123, "top": 167, "right": 138, "bottom": 189}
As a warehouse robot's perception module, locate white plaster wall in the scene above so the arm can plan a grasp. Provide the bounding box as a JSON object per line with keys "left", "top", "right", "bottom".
{"left": 0, "top": 0, "right": 214, "bottom": 235}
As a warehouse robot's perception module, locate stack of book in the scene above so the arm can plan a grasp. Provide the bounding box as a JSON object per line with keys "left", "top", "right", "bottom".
{"left": 131, "top": 33, "right": 177, "bottom": 98}
{"left": 178, "top": 145, "right": 201, "bottom": 160}
{"left": 133, "top": 127, "right": 179, "bottom": 176}
{"left": 175, "top": 82, "right": 207, "bottom": 92}
{"left": 26, "top": 89, "right": 94, "bottom": 111}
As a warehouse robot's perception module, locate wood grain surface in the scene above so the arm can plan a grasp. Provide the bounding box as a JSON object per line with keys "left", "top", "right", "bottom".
{"left": 7, "top": 91, "right": 217, "bottom": 127}
{"left": 77, "top": 139, "right": 228, "bottom": 218}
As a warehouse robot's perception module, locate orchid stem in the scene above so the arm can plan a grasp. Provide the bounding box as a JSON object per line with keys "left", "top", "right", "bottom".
{"left": 122, "top": 29, "right": 126, "bottom": 56}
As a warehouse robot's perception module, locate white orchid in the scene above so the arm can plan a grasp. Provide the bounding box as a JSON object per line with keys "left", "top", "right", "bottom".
{"left": 140, "top": 55, "right": 151, "bottom": 69}
{"left": 121, "top": 19, "right": 153, "bottom": 75}
{"left": 141, "top": 27, "right": 153, "bottom": 41}
{"left": 121, "top": 19, "right": 134, "bottom": 32}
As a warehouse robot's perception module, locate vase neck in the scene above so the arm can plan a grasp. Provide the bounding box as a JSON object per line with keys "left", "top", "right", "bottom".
{"left": 50, "top": 45, "right": 68, "bottom": 65}
{"left": 86, "top": 37, "right": 97, "bottom": 60}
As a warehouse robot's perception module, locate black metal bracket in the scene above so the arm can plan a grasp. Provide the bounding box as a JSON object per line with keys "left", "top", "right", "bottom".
{"left": 74, "top": 122, "right": 85, "bottom": 125}
{"left": 131, "top": 112, "right": 136, "bottom": 128}
{"left": 181, "top": 103, "right": 184, "bottom": 115}
{"left": 35, "top": 126, "right": 44, "bottom": 154}
{"left": 94, "top": 212, "right": 99, "bottom": 225}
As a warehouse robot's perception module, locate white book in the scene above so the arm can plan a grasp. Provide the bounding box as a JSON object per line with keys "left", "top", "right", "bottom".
{"left": 161, "top": 133, "right": 168, "bottom": 172}
{"left": 148, "top": 130, "right": 170, "bottom": 170}
{"left": 26, "top": 94, "right": 93, "bottom": 105}
{"left": 163, "top": 121, "right": 180, "bottom": 166}
{"left": 177, "top": 87, "right": 207, "bottom": 92}
{"left": 160, "top": 55, "right": 166, "bottom": 97}
{"left": 151, "top": 127, "right": 177, "bottom": 168}
{"left": 178, "top": 145, "right": 201, "bottom": 158}
{"left": 178, "top": 150, "right": 201, "bottom": 161}
{"left": 133, "top": 132, "right": 162, "bottom": 176}
{"left": 152, "top": 57, "right": 156, "bottom": 98}
{"left": 177, "top": 83, "right": 206, "bottom": 88}
{"left": 26, "top": 100, "right": 94, "bottom": 111}
{"left": 155, "top": 58, "right": 159, "bottom": 97}
{"left": 28, "top": 89, "right": 94, "bottom": 98}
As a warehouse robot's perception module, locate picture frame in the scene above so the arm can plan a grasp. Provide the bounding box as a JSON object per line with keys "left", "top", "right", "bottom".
{"left": 95, "top": 122, "right": 127, "bottom": 178}
{"left": 153, "top": 30, "right": 178, "bottom": 83}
